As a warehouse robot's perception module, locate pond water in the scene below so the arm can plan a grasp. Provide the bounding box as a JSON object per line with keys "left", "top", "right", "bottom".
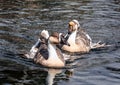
{"left": 0, "top": 0, "right": 120, "bottom": 85}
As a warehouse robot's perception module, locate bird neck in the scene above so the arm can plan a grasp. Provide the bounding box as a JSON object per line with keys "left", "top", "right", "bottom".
{"left": 48, "top": 41, "right": 58, "bottom": 59}
{"left": 67, "top": 30, "right": 77, "bottom": 45}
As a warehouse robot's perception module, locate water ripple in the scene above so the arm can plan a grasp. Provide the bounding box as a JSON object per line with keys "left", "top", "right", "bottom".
{"left": 0, "top": 0, "right": 120, "bottom": 85}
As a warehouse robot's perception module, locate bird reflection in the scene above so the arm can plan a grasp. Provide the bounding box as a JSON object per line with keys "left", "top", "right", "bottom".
{"left": 46, "top": 68, "right": 74, "bottom": 85}
{"left": 46, "top": 69, "right": 62, "bottom": 85}
{"left": 65, "top": 69, "right": 74, "bottom": 78}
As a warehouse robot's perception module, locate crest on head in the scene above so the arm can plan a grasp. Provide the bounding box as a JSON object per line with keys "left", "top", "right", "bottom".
{"left": 72, "top": 19, "right": 80, "bottom": 28}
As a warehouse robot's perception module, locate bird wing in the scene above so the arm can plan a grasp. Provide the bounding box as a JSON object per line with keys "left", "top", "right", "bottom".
{"left": 76, "top": 28, "right": 91, "bottom": 47}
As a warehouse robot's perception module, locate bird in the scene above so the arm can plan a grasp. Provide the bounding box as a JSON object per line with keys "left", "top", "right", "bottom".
{"left": 33, "top": 31, "right": 67, "bottom": 68}
{"left": 61, "top": 19, "right": 106, "bottom": 53}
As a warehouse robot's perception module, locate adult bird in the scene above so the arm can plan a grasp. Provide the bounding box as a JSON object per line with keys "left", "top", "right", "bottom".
{"left": 33, "top": 31, "right": 67, "bottom": 68}
{"left": 61, "top": 19, "right": 106, "bottom": 53}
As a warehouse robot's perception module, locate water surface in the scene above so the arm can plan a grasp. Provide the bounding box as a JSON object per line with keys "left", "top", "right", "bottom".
{"left": 0, "top": 0, "right": 120, "bottom": 85}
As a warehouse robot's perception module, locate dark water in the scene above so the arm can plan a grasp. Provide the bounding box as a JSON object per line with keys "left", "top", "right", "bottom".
{"left": 0, "top": 0, "right": 120, "bottom": 85}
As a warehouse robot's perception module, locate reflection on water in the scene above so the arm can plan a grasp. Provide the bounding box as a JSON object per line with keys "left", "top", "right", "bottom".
{"left": 47, "top": 69, "right": 61, "bottom": 85}
{"left": 0, "top": 0, "right": 120, "bottom": 85}
{"left": 46, "top": 68, "right": 74, "bottom": 85}
{"left": 0, "top": 66, "right": 74, "bottom": 85}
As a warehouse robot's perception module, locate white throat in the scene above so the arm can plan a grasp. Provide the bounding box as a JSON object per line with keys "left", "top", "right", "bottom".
{"left": 67, "top": 30, "right": 77, "bottom": 44}
{"left": 48, "top": 41, "right": 58, "bottom": 59}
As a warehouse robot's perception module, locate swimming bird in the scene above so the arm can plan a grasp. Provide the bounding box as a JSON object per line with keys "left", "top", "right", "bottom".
{"left": 33, "top": 32, "right": 66, "bottom": 68}
{"left": 61, "top": 19, "right": 106, "bottom": 53}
